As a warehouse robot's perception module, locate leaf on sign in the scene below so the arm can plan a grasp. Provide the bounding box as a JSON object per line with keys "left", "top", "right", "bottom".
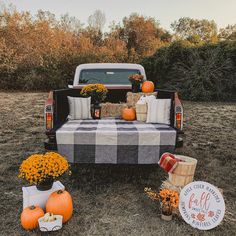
{"left": 196, "top": 213, "right": 205, "bottom": 222}
{"left": 208, "top": 211, "right": 214, "bottom": 217}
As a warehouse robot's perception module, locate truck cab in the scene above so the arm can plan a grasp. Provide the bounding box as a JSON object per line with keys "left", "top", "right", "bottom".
{"left": 68, "top": 63, "right": 147, "bottom": 103}
{"left": 70, "top": 63, "right": 146, "bottom": 88}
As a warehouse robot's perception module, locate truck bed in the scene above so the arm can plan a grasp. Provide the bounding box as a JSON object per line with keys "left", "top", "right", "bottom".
{"left": 45, "top": 88, "right": 178, "bottom": 152}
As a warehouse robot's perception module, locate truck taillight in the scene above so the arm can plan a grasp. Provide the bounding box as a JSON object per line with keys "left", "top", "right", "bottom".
{"left": 45, "top": 91, "right": 54, "bottom": 131}
{"left": 175, "top": 112, "right": 182, "bottom": 130}
{"left": 174, "top": 92, "right": 183, "bottom": 131}
{"left": 46, "top": 112, "right": 53, "bottom": 130}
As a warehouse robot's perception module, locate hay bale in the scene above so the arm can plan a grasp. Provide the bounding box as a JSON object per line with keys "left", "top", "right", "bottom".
{"left": 101, "top": 103, "right": 128, "bottom": 118}
{"left": 126, "top": 92, "right": 157, "bottom": 107}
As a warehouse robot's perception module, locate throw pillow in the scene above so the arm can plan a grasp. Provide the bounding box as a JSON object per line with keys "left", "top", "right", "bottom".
{"left": 67, "top": 96, "right": 92, "bottom": 120}
{"left": 146, "top": 99, "right": 171, "bottom": 124}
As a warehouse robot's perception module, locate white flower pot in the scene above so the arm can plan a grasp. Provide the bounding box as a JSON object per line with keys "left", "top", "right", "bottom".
{"left": 38, "top": 215, "right": 63, "bottom": 232}
{"left": 22, "top": 181, "right": 65, "bottom": 209}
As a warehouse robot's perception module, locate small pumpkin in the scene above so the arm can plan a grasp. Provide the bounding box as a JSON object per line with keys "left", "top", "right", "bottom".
{"left": 43, "top": 212, "right": 56, "bottom": 222}
{"left": 142, "top": 81, "right": 155, "bottom": 93}
{"left": 21, "top": 205, "right": 44, "bottom": 230}
{"left": 46, "top": 190, "right": 73, "bottom": 223}
{"left": 122, "top": 107, "right": 136, "bottom": 121}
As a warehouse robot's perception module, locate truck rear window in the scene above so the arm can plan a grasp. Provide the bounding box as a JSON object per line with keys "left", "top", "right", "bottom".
{"left": 79, "top": 69, "right": 140, "bottom": 84}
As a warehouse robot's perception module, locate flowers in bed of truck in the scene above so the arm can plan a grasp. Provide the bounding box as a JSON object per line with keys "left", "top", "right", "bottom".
{"left": 128, "top": 74, "right": 144, "bottom": 93}
{"left": 18, "top": 152, "right": 70, "bottom": 186}
{"left": 144, "top": 187, "right": 179, "bottom": 221}
{"left": 80, "top": 84, "right": 108, "bottom": 103}
{"left": 128, "top": 74, "right": 144, "bottom": 84}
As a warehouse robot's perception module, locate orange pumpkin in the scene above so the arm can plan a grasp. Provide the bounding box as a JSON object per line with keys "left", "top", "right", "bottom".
{"left": 122, "top": 107, "right": 136, "bottom": 121}
{"left": 46, "top": 190, "right": 73, "bottom": 223}
{"left": 142, "top": 81, "right": 155, "bottom": 93}
{"left": 21, "top": 205, "right": 44, "bottom": 230}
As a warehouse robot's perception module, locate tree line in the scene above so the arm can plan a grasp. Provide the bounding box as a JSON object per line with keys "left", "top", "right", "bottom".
{"left": 0, "top": 5, "right": 235, "bottom": 100}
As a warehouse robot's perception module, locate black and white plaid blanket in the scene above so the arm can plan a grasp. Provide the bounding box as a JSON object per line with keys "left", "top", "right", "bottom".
{"left": 56, "top": 119, "right": 176, "bottom": 164}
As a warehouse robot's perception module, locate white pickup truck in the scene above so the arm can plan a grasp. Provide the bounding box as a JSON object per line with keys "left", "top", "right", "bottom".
{"left": 44, "top": 63, "right": 183, "bottom": 153}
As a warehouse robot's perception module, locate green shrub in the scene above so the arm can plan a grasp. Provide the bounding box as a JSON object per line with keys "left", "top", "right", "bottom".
{"left": 142, "top": 41, "right": 236, "bottom": 101}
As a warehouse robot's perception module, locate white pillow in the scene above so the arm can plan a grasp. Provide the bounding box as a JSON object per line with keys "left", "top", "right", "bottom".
{"left": 146, "top": 99, "right": 171, "bottom": 124}
{"left": 67, "top": 96, "right": 92, "bottom": 120}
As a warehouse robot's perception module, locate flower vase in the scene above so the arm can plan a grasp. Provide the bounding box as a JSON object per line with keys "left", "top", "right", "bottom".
{"left": 161, "top": 213, "right": 173, "bottom": 221}
{"left": 161, "top": 203, "right": 173, "bottom": 221}
{"left": 132, "top": 83, "right": 140, "bottom": 93}
{"left": 36, "top": 178, "right": 54, "bottom": 191}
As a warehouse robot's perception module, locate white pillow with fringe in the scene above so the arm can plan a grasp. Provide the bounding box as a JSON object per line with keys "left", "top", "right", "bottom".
{"left": 146, "top": 99, "right": 171, "bottom": 124}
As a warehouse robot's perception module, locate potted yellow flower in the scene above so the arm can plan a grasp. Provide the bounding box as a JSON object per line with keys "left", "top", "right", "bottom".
{"left": 80, "top": 83, "right": 108, "bottom": 119}
{"left": 144, "top": 188, "right": 179, "bottom": 221}
{"left": 80, "top": 83, "right": 108, "bottom": 104}
{"left": 19, "top": 152, "right": 70, "bottom": 191}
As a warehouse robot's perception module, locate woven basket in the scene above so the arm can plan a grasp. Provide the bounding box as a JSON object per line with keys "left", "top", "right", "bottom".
{"left": 135, "top": 103, "right": 147, "bottom": 122}
{"left": 168, "top": 155, "right": 197, "bottom": 187}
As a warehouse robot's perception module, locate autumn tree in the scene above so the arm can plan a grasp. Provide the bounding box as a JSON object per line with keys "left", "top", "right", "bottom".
{"left": 88, "top": 10, "right": 106, "bottom": 32}
{"left": 0, "top": 2, "right": 235, "bottom": 95}
{"left": 85, "top": 10, "right": 106, "bottom": 49}
{"left": 80, "top": 27, "right": 103, "bottom": 47}
{"left": 171, "top": 17, "right": 218, "bottom": 43}
{"left": 218, "top": 24, "right": 236, "bottom": 41}
{"left": 116, "top": 14, "right": 169, "bottom": 61}
{"left": 59, "top": 13, "right": 83, "bottom": 35}
{"left": 103, "top": 28, "right": 128, "bottom": 62}
{"left": 36, "top": 10, "right": 56, "bottom": 26}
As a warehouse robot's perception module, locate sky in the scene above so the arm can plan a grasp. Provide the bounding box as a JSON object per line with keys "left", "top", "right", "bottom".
{"left": 2, "top": 0, "right": 236, "bottom": 32}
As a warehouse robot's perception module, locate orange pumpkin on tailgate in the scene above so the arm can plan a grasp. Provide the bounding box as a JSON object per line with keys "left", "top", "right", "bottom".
{"left": 142, "top": 81, "right": 155, "bottom": 93}
{"left": 122, "top": 107, "right": 136, "bottom": 121}
{"left": 46, "top": 190, "right": 73, "bottom": 223}
{"left": 21, "top": 205, "right": 44, "bottom": 230}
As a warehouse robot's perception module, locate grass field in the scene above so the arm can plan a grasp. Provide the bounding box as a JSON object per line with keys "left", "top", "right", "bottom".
{"left": 0, "top": 92, "right": 235, "bottom": 236}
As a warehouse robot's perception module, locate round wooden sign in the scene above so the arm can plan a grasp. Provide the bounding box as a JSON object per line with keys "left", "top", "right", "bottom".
{"left": 179, "top": 181, "right": 225, "bottom": 230}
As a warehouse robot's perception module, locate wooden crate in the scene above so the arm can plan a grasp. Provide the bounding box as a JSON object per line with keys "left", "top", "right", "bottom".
{"left": 135, "top": 103, "right": 147, "bottom": 122}
{"left": 168, "top": 155, "right": 197, "bottom": 187}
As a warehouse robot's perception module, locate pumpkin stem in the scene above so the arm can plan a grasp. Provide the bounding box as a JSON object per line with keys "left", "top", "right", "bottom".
{"left": 57, "top": 190, "right": 64, "bottom": 194}
{"left": 29, "top": 205, "right": 36, "bottom": 210}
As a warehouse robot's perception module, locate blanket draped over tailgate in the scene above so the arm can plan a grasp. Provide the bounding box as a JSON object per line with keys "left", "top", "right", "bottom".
{"left": 56, "top": 119, "right": 177, "bottom": 164}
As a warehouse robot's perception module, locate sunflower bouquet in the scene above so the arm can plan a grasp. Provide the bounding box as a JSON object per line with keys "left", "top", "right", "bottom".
{"left": 18, "top": 152, "right": 70, "bottom": 185}
{"left": 80, "top": 84, "right": 108, "bottom": 103}
{"left": 128, "top": 74, "right": 144, "bottom": 85}
{"left": 144, "top": 188, "right": 179, "bottom": 216}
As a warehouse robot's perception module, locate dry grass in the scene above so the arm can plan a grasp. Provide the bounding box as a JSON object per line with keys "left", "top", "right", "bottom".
{"left": 0, "top": 92, "right": 235, "bottom": 236}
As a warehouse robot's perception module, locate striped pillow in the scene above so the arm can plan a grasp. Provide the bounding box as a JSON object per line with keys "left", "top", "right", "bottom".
{"left": 146, "top": 99, "right": 171, "bottom": 124}
{"left": 67, "top": 96, "right": 92, "bottom": 120}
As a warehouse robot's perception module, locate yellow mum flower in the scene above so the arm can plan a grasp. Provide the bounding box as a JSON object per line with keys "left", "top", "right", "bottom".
{"left": 18, "top": 152, "right": 70, "bottom": 185}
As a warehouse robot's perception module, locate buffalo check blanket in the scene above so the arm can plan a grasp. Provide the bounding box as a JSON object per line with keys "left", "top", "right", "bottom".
{"left": 56, "top": 119, "right": 177, "bottom": 164}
